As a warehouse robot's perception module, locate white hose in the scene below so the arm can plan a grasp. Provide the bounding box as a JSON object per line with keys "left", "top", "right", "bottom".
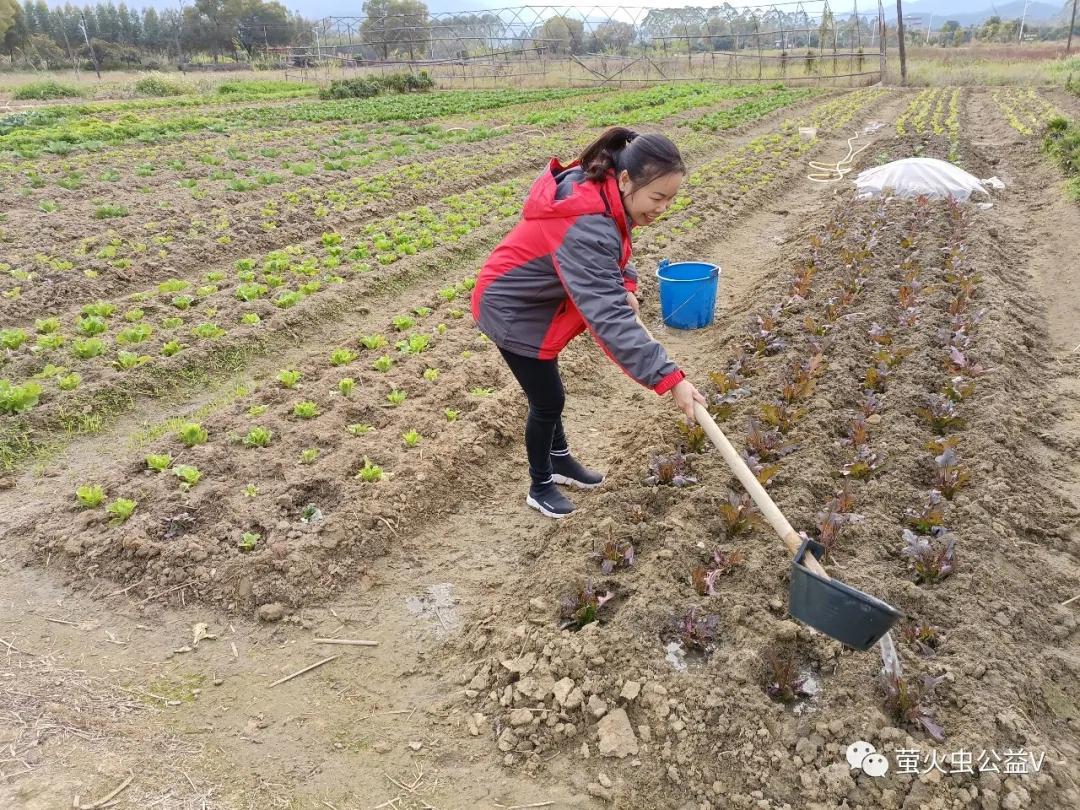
{"left": 806, "top": 131, "right": 875, "bottom": 183}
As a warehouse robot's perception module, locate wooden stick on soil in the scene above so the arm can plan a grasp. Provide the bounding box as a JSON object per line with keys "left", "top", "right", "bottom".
{"left": 313, "top": 638, "right": 379, "bottom": 646}
{"left": 73, "top": 771, "right": 134, "bottom": 809}
{"left": 106, "top": 581, "right": 143, "bottom": 598}
{"left": 0, "top": 637, "right": 31, "bottom": 656}
{"left": 136, "top": 581, "right": 193, "bottom": 606}
{"left": 493, "top": 802, "right": 555, "bottom": 809}
{"left": 44, "top": 617, "right": 79, "bottom": 627}
{"left": 267, "top": 655, "right": 340, "bottom": 688}
{"left": 1061, "top": 592, "right": 1080, "bottom": 607}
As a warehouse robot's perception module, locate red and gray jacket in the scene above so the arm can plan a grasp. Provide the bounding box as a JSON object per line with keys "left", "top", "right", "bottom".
{"left": 473, "top": 158, "right": 685, "bottom": 395}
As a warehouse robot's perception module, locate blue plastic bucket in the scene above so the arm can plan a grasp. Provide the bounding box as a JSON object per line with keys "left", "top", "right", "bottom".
{"left": 656, "top": 259, "right": 720, "bottom": 330}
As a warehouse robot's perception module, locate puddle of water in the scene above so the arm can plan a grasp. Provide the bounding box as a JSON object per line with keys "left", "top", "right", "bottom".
{"left": 663, "top": 639, "right": 713, "bottom": 672}
{"left": 404, "top": 582, "right": 460, "bottom": 637}
{"left": 664, "top": 640, "right": 687, "bottom": 672}
{"left": 792, "top": 668, "right": 823, "bottom": 715}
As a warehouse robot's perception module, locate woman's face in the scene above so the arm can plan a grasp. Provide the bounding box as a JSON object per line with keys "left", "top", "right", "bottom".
{"left": 617, "top": 169, "right": 685, "bottom": 228}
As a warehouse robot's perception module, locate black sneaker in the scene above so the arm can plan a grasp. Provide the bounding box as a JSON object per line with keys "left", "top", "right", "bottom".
{"left": 550, "top": 451, "right": 605, "bottom": 489}
{"left": 526, "top": 480, "right": 576, "bottom": 519}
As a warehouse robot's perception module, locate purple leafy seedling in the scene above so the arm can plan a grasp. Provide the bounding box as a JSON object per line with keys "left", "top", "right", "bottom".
{"left": 741, "top": 452, "right": 781, "bottom": 487}
{"left": 717, "top": 491, "right": 762, "bottom": 539}
{"left": 842, "top": 445, "right": 884, "bottom": 480}
{"left": 745, "top": 418, "right": 797, "bottom": 463}
{"left": 933, "top": 446, "right": 970, "bottom": 499}
{"left": 860, "top": 391, "right": 884, "bottom": 417}
{"left": 880, "top": 672, "right": 946, "bottom": 741}
{"left": 594, "top": 539, "right": 635, "bottom": 575}
{"left": 916, "top": 393, "right": 966, "bottom": 435}
{"left": 868, "top": 322, "right": 893, "bottom": 345}
{"left": 668, "top": 607, "right": 721, "bottom": 652}
{"left": 691, "top": 548, "right": 745, "bottom": 596}
{"left": 905, "top": 491, "right": 947, "bottom": 535}
{"left": 764, "top": 647, "right": 811, "bottom": 703}
{"left": 645, "top": 451, "right": 697, "bottom": 487}
{"left": 900, "top": 621, "right": 940, "bottom": 656}
{"left": 901, "top": 529, "right": 957, "bottom": 584}
{"left": 558, "top": 580, "right": 614, "bottom": 630}
{"left": 945, "top": 346, "right": 987, "bottom": 378}
{"left": 813, "top": 486, "right": 863, "bottom": 559}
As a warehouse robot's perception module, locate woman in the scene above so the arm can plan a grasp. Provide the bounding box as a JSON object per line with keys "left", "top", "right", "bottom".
{"left": 472, "top": 127, "right": 706, "bottom": 519}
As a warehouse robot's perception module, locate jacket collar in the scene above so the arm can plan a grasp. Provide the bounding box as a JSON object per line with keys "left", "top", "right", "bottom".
{"left": 523, "top": 158, "right": 633, "bottom": 247}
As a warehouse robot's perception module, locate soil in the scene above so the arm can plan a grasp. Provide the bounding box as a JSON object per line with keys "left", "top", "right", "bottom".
{"left": 1, "top": 85, "right": 1079, "bottom": 810}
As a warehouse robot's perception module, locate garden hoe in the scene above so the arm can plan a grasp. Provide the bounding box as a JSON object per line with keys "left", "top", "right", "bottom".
{"left": 693, "top": 403, "right": 903, "bottom": 651}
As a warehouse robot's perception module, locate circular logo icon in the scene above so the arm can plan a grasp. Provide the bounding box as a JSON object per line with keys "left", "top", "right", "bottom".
{"left": 846, "top": 740, "right": 876, "bottom": 770}
{"left": 861, "top": 752, "right": 890, "bottom": 777}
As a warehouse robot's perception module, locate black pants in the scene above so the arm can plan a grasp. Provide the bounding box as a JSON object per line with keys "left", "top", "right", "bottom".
{"left": 499, "top": 348, "right": 570, "bottom": 486}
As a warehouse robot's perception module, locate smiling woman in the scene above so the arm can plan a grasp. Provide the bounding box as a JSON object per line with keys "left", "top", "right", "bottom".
{"left": 472, "top": 126, "right": 707, "bottom": 519}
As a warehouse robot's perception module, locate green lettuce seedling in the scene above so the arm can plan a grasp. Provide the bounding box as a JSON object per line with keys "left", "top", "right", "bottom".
{"left": 174, "top": 464, "right": 202, "bottom": 490}
{"left": 146, "top": 453, "right": 172, "bottom": 472}
{"left": 330, "top": 348, "right": 357, "bottom": 366}
{"left": 178, "top": 422, "right": 208, "bottom": 447}
{"left": 243, "top": 426, "right": 272, "bottom": 447}
{"left": 276, "top": 369, "right": 301, "bottom": 388}
{"left": 106, "top": 497, "right": 137, "bottom": 525}
{"left": 356, "top": 457, "right": 383, "bottom": 482}
{"left": 76, "top": 484, "right": 106, "bottom": 508}
{"left": 293, "top": 401, "right": 318, "bottom": 419}
{"left": 360, "top": 334, "right": 387, "bottom": 350}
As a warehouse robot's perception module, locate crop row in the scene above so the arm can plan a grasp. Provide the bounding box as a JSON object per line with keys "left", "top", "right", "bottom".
{"left": 1, "top": 129, "right": 583, "bottom": 294}
{"left": 687, "top": 86, "right": 817, "bottom": 132}
{"left": 896, "top": 87, "right": 962, "bottom": 163}
{"left": 652, "top": 194, "right": 980, "bottom": 736}
{"left": 12, "top": 84, "right": 889, "bottom": 609}
{"left": 0, "top": 82, "right": 812, "bottom": 194}
{"left": 0, "top": 117, "right": 712, "bottom": 442}
{"left": 468, "top": 190, "right": 977, "bottom": 765}
{"left": 454, "top": 87, "right": 890, "bottom": 649}
{"left": 0, "top": 87, "right": 601, "bottom": 155}
{"left": 491, "top": 82, "right": 801, "bottom": 129}
{"left": 0, "top": 122, "right": 502, "bottom": 199}
{"left": 990, "top": 87, "right": 1059, "bottom": 137}
{"left": 0, "top": 179, "right": 525, "bottom": 423}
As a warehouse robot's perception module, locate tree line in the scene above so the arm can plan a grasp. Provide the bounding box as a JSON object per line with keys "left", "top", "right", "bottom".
{"left": 1, "top": 0, "right": 1075, "bottom": 71}
{"left": 1, "top": 0, "right": 313, "bottom": 69}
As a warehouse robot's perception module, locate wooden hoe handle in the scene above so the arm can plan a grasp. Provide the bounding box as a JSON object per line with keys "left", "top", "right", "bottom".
{"left": 693, "top": 403, "right": 830, "bottom": 580}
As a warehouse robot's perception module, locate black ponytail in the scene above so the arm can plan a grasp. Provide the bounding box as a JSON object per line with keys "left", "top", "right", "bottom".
{"left": 579, "top": 126, "right": 685, "bottom": 189}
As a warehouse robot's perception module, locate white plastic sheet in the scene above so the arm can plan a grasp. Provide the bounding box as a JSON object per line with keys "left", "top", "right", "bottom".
{"left": 853, "top": 157, "right": 995, "bottom": 201}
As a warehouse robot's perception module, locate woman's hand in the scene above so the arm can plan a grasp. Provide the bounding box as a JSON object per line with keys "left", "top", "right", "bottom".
{"left": 670, "top": 379, "right": 707, "bottom": 422}
{"left": 626, "top": 291, "right": 640, "bottom": 317}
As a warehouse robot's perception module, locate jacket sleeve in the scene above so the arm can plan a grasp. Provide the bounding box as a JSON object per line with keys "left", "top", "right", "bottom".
{"left": 547, "top": 215, "right": 684, "bottom": 394}
{"left": 623, "top": 261, "right": 638, "bottom": 294}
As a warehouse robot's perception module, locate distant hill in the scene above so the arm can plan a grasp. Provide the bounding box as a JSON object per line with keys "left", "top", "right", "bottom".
{"left": 881, "top": 0, "right": 1064, "bottom": 26}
